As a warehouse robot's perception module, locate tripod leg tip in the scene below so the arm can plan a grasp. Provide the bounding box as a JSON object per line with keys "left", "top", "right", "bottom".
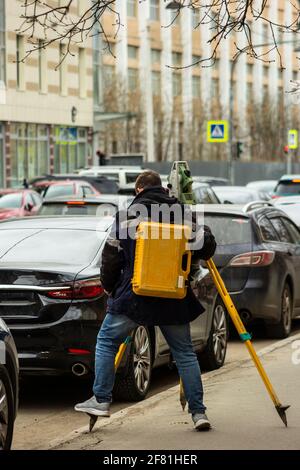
{"left": 276, "top": 405, "right": 290, "bottom": 427}
{"left": 88, "top": 415, "right": 98, "bottom": 432}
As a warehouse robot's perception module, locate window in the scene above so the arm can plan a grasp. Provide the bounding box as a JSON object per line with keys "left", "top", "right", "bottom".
{"left": 172, "top": 51, "right": 182, "bottom": 66}
{"left": 152, "top": 71, "right": 161, "bottom": 96}
{"left": 38, "top": 40, "right": 47, "bottom": 93}
{"left": 59, "top": 44, "right": 67, "bottom": 96}
{"left": 0, "top": 0, "right": 5, "bottom": 84}
{"left": 103, "top": 65, "right": 114, "bottom": 86}
{"left": 93, "top": 32, "right": 102, "bottom": 105}
{"left": 282, "top": 218, "right": 300, "bottom": 244}
{"left": 79, "top": 47, "right": 87, "bottom": 98}
{"left": 192, "top": 75, "right": 201, "bottom": 98}
{"left": 211, "top": 78, "right": 219, "bottom": 98}
{"left": 54, "top": 127, "right": 87, "bottom": 173}
{"left": 172, "top": 72, "right": 182, "bottom": 97}
{"left": 128, "top": 68, "right": 138, "bottom": 91}
{"left": 247, "top": 63, "right": 253, "bottom": 76}
{"left": 247, "top": 82, "right": 253, "bottom": 100}
{"left": 128, "top": 45, "right": 138, "bottom": 59}
{"left": 263, "top": 65, "right": 269, "bottom": 78}
{"left": 259, "top": 217, "right": 278, "bottom": 241}
{"left": 191, "top": 7, "right": 199, "bottom": 29}
{"left": 263, "top": 24, "right": 269, "bottom": 41}
{"left": 127, "top": 0, "right": 136, "bottom": 17}
{"left": 151, "top": 49, "right": 161, "bottom": 65}
{"left": 192, "top": 54, "right": 201, "bottom": 64}
{"left": 16, "top": 35, "right": 25, "bottom": 90}
{"left": 10, "top": 123, "right": 49, "bottom": 186}
{"left": 270, "top": 217, "right": 293, "bottom": 243}
{"left": 170, "top": 9, "right": 181, "bottom": 26}
{"left": 150, "top": 0, "right": 159, "bottom": 21}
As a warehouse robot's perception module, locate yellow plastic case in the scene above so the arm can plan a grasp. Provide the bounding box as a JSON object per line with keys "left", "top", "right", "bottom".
{"left": 132, "top": 222, "right": 192, "bottom": 299}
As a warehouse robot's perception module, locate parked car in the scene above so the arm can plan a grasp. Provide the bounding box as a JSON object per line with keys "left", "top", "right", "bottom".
{"left": 31, "top": 174, "right": 119, "bottom": 195}
{"left": 273, "top": 174, "right": 300, "bottom": 197}
{"left": 0, "top": 189, "right": 42, "bottom": 220}
{"left": 201, "top": 202, "right": 300, "bottom": 338}
{"left": 0, "top": 317, "right": 19, "bottom": 450}
{"left": 246, "top": 180, "right": 277, "bottom": 196}
{"left": 38, "top": 195, "right": 133, "bottom": 216}
{"left": 160, "top": 175, "right": 230, "bottom": 188}
{"left": 212, "top": 186, "right": 270, "bottom": 204}
{"left": 272, "top": 196, "right": 300, "bottom": 228}
{"left": 0, "top": 216, "right": 227, "bottom": 401}
{"left": 77, "top": 166, "right": 143, "bottom": 190}
{"left": 193, "top": 182, "right": 221, "bottom": 204}
{"left": 42, "top": 180, "right": 99, "bottom": 200}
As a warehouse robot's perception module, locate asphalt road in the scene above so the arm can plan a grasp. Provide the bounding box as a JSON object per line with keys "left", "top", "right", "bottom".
{"left": 13, "top": 320, "right": 300, "bottom": 450}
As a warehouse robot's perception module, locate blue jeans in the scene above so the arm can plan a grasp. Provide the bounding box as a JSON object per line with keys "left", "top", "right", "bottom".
{"left": 93, "top": 313, "right": 206, "bottom": 415}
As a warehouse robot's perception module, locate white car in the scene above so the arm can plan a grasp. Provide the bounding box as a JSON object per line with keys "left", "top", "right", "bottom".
{"left": 77, "top": 166, "right": 143, "bottom": 190}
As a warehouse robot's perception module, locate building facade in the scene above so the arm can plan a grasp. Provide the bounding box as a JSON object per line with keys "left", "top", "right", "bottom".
{"left": 98, "top": 0, "right": 299, "bottom": 162}
{"left": 0, "top": 0, "right": 94, "bottom": 187}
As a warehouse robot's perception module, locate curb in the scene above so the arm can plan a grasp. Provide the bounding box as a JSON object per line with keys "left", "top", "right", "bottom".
{"left": 48, "top": 331, "right": 300, "bottom": 450}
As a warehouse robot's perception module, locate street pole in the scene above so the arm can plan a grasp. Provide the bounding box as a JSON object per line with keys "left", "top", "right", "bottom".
{"left": 229, "top": 56, "right": 239, "bottom": 185}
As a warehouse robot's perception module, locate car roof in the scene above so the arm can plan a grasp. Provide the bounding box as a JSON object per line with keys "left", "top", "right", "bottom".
{"left": 41, "top": 194, "right": 132, "bottom": 205}
{"left": 279, "top": 174, "right": 300, "bottom": 181}
{"left": 273, "top": 196, "right": 300, "bottom": 205}
{"left": 0, "top": 216, "right": 114, "bottom": 232}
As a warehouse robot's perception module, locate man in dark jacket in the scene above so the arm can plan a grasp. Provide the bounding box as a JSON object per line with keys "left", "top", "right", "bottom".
{"left": 75, "top": 170, "right": 216, "bottom": 431}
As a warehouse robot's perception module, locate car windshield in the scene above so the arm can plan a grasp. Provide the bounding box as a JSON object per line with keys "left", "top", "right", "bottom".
{"left": 0, "top": 193, "right": 23, "bottom": 209}
{"left": 0, "top": 229, "right": 106, "bottom": 265}
{"left": 45, "top": 185, "right": 74, "bottom": 199}
{"left": 275, "top": 181, "right": 300, "bottom": 195}
{"left": 213, "top": 188, "right": 256, "bottom": 204}
{"left": 39, "top": 203, "right": 118, "bottom": 216}
{"left": 204, "top": 215, "right": 252, "bottom": 246}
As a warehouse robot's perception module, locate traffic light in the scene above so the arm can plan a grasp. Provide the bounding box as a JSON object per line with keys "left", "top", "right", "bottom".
{"left": 237, "top": 141, "right": 243, "bottom": 159}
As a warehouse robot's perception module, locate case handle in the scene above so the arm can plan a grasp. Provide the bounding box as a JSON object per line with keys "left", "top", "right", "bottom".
{"left": 181, "top": 250, "right": 192, "bottom": 275}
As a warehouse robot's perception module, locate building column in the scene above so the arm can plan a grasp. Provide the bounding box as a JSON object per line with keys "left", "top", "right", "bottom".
{"left": 200, "top": 4, "right": 212, "bottom": 160}
{"left": 4, "top": 122, "right": 10, "bottom": 188}
{"left": 115, "top": 0, "right": 128, "bottom": 88}
{"left": 252, "top": 7, "right": 263, "bottom": 104}
{"left": 283, "top": 2, "right": 294, "bottom": 128}
{"left": 181, "top": 7, "right": 193, "bottom": 161}
{"left": 268, "top": 1, "right": 279, "bottom": 106}
{"left": 160, "top": 1, "right": 173, "bottom": 162}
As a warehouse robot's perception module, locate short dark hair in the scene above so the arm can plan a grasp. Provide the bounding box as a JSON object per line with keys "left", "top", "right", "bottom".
{"left": 135, "top": 170, "right": 162, "bottom": 192}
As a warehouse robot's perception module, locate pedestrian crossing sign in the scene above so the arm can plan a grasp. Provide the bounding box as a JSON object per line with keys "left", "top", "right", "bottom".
{"left": 288, "top": 129, "right": 298, "bottom": 149}
{"left": 207, "top": 120, "right": 229, "bottom": 143}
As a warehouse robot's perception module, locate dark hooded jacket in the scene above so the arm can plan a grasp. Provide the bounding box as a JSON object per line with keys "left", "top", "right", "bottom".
{"left": 100, "top": 186, "right": 216, "bottom": 326}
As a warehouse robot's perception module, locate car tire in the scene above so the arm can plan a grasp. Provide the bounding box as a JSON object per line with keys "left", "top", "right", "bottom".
{"left": 266, "top": 283, "right": 293, "bottom": 339}
{"left": 0, "top": 366, "right": 15, "bottom": 451}
{"left": 198, "top": 298, "right": 228, "bottom": 371}
{"left": 113, "top": 326, "right": 152, "bottom": 402}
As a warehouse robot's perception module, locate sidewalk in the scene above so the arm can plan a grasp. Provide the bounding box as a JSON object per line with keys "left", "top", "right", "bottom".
{"left": 50, "top": 334, "right": 300, "bottom": 450}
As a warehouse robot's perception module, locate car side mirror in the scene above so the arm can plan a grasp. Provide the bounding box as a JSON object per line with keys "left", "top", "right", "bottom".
{"left": 224, "top": 200, "right": 233, "bottom": 204}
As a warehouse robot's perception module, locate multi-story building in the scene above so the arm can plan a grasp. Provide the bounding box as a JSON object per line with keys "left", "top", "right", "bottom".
{"left": 0, "top": 0, "right": 94, "bottom": 187}
{"left": 98, "top": 0, "right": 299, "bottom": 162}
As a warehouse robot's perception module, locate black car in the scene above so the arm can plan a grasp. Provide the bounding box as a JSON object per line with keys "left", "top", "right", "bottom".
{"left": 0, "top": 317, "right": 19, "bottom": 450}
{"left": 0, "top": 216, "right": 227, "bottom": 402}
{"left": 202, "top": 202, "right": 300, "bottom": 338}
{"left": 30, "top": 174, "right": 120, "bottom": 195}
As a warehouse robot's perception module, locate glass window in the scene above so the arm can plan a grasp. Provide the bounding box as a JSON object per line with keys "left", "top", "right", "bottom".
{"left": 93, "top": 32, "right": 101, "bottom": 105}
{"left": 192, "top": 75, "right": 201, "bottom": 98}
{"left": 31, "top": 192, "right": 42, "bottom": 206}
{"left": 172, "top": 72, "right": 182, "bottom": 97}
{"left": 16, "top": 35, "right": 25, "bottom": 90}
{"left": 282, "top": 218, "right": 300, "bottom": 244}
{"left": 172, "top": 51, "right": 182, "bottom": 66}
{"left": 0, "top": 193, "right": 23, "bottom": 208}
{"left": 127, "top": 0, "right": 136, "bottom": 17}
{"left": 150, "top": 0, "right": 159, "bottom": 21}
{"left": 204, "top": 215, "right": 252, "bottom": 246}
{"left": 170, "top": 9, "right": 180, "bottom": 26}
{"left": 103, "top": 65, "right": 115, "bottom": 86}
{"left": 192, "top": 54, "right": 201, "bottom": 64}
{"left": 0, "top": 0, "right": 5, "bottom": 84}
{"left": 0, "top": 124, "right": 3, "bottom": 187}
{"left": 270, "top": 217, "right": 293, "bottom": 243}
{"left": 128, "top": 45, "right": 138, "bottom": 59}
{"left": 191, "top": 7, "right": 199, "bottom": 29}
{"left": 151, "top": 49, "right": 161, "bottom": 65}
{"left": 152, "top": 71, "right": 161, "bottom": 96}
{"left": 259, "top": 217, "right": 278, "bottom": 241}
{"left": 128, "top": 68, "right": 139, "bottom": 91}
{"left": 45, "top": 184, "right": 74, "bottom": 199}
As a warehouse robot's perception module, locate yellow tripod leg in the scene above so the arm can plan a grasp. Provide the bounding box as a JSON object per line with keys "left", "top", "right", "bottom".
{"left": 89, "top": 333, "right": 133, "bottom": 432}
{"left": 206, "top": 258, "right": 290, "bottom": 426}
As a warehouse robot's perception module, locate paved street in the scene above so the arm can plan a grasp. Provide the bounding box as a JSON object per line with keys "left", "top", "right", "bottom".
{"left": 50, "top": 331, "right": 300, "bottom": 451}
{"left": 13, "top": 321, "right": 300, "bottom": 450}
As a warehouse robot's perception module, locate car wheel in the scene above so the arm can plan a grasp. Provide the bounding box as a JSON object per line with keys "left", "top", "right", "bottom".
{"left": 113, "top": 326, "right": 152, "bottom": 401}
{"left": 198, "top": 299, "right": 228, "bottom": 371}
{"left": 0, "top": 367, "right": 15, "bottom": 451}
{"left": 266, "top": 283, "right": 292, "bottom": 339}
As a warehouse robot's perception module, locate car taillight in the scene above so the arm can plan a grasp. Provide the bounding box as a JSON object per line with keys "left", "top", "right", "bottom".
{"left": 228, "top": 251, "right": 275, "bottom": 267}
{"left": 46, "top": 279, "right": 104, "bottom": 300}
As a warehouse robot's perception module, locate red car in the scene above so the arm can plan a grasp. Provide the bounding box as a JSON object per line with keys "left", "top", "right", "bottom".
{"left": 0, "top": 189, "right": 42, "bottom": 220}
{"left": 42, "top": 180, "right": 99, "bottom": 200}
